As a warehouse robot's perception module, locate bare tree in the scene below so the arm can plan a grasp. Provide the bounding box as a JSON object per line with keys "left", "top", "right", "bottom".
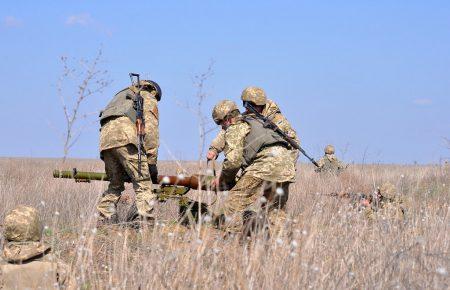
{"left": 57, "top": 48, "right": 111, "bottom": 162}
{"left": 177, "top": 60, "right": 215, "bottom": 160}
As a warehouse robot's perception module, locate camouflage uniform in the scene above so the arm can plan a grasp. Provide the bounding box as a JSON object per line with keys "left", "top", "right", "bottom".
{"left": 316, "top": 145, "right": 346, "bottom": 175}
{"left": 209, "top": 99, "right": 300, "bottom": 163}
{"left": 0, "top": 206, "right": 68, "bottom": 289}
{"left": 212, "top": 100, "right": 296, "bottom": 233}
{"left": 97, "top": 85, "right": 160, "bottom": 220}
{"left": 364, "top": 183, "right": 405, "bottom": 221}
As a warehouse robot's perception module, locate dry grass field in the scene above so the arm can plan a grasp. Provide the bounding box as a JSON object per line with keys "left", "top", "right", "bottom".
{"left": 0, "top": 157, "right": 448, "bottom": 289}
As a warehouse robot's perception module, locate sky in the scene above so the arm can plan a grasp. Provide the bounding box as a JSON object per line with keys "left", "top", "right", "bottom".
{"left": 0, "top": 0, "right": 449, "bottom": 164}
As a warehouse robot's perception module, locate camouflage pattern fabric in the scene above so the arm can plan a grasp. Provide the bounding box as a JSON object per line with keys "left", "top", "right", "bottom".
{"left": 364, "top": 182, "right": 405, "bottom": 220}
{"left": 1, "top": 206, "right": 69, "bottom": 288}
{"left": 99, "top": 91, "right": 160, "bottom": 164}
{"left": 4, "top": 205, "right": 41, "bottom": 242}
{"left": 215, "top": 175, "right": 290, "bottom": 234}
{"left": 316, "top": 153, "right": 346, "bottom": 175}
{"left": 241, "top": 86, "right": 267, "bottom": 105}
{"left": 221, "top": 118, "right": 296, "bottom": 185}
{"left": 97, "top": 144, "right": 156, "bottom": 219}
{"left": 364, "top": 196, "right": 405, "bottom": 221}
{"left": 209, "top": 99, "right": 299, "bottom": 163}
{"left": 212, "top": 100, "right": 239, "bottom": 125}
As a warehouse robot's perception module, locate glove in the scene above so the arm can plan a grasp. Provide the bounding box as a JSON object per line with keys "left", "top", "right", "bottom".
{"left": 148, "top": 164, "right": 159, "bottom": 184}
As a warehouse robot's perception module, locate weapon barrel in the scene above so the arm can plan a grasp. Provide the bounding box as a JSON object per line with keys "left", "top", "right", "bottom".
{"left": 53, "top": 170, "right": 110, "bottom": 181}
{"left": 53, "top": 169, "right": 214, "bottom": 190}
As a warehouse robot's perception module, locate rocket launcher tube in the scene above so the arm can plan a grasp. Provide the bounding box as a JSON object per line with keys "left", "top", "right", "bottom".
{"left": 53, "top": 169, "right": 214, "bottom": 190}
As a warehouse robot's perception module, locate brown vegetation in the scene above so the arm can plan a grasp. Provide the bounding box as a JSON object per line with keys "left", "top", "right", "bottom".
{"left": 0, "top": 158, "right": 448, "bottom": 289}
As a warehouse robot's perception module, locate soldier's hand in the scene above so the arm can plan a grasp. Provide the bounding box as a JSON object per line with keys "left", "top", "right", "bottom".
{"left": 360, "top": 199, "right": 370, "bottom": 207}
{"left": 210, "top": 178, "right": 220, "bottom": 190}
{"left": 148, "top": 164, "right": 158, "bottom": 184}
{"left": 206, "top": 150, "right": 218, "bottom": 161}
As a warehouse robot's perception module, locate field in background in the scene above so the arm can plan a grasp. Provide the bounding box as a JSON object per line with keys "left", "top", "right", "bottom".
{"left": 0, "top": 158, "right": 448, "bottom": 289}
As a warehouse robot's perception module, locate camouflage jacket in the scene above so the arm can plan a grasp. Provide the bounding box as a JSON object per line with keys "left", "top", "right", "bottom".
{"left": 209, "top": 99, "right": 299, "bottom": 162}
{"left": 316, "top": 154, "right": 346, "bottom": 174}
{"left": 220, "top": 118, "right": 296, "bottom": 185}
{"left": 364, "top": 196, "right": 405, "bottom": 220}
{"left": 99, "top": 90, "right": 160, "bottom": 164}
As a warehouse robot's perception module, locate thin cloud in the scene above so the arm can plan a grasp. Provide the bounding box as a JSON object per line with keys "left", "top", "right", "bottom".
{"left": 66, "top": 13, "right": 93, "bottom": 26}
{"left": 413, "top": 98, "right": 433, "bottom": 106}
{"left": 3, "top": 16, "right": 22, "bottom": 28}
{"left": 65, "top": 13, "right": 112, "bottom": 36}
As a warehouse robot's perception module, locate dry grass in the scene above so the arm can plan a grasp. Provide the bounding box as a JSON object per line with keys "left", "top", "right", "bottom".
{"left": 0, "top": 158, "right": 449, "bottom": 289}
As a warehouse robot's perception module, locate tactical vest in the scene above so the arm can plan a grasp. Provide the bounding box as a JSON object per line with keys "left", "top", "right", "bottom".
{"left": 242, "top": 116, "right": 288, "bottom": 168}
{"left": 99, "top": 87, "right": 137, "bottom": 126}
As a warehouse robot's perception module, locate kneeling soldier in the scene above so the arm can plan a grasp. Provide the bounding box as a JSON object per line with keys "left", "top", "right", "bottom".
{"left": 0, "top": 205, "right": 68, "bottom": 289}
{"left": 315, "top": 144, "right": 346, "bottom": 175}
{"left": 211, "top": 100, "right": 296, "bottom": 235}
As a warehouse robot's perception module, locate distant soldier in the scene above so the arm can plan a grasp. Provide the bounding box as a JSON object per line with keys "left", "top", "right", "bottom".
{"left": 315, "top": 145, "right": 346, "bottom": 174}
{"left": 97, "top": 79, "right": 162, "bottom": 223}
{"left": 210, "top": 100, "right": 296, "bottom": 234}
{"left": 329, "top": 182, "right": 405, "bottom": 220}
{"left": 207, "top": 86, "right": 299, "bottom": 164}
{"left": 0, "top": 205, "right": 68, "bottom": 289}
{"left": 361, "top": 182, "right": 405, "bottom": 220}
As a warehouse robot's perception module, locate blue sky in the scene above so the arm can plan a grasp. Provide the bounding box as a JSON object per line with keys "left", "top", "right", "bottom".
{"left": 0, "top": 1, "right": 449, "bottom": 164}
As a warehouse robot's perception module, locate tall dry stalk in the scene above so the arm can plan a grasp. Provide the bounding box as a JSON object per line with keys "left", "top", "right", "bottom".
{"left": 57, "top": 48, "right": 111, "bottom": 162}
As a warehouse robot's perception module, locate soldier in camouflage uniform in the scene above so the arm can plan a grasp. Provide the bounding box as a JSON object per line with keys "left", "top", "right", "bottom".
{"left": 0, "top": 205, "right": 68, "bottom": 289}
{"left": 361, "top": 182, "right": 405, "bottom": 221}
{"left": 210, "top": 100, "right": 296, "bottom": 234}
{"left": 207, "top": 86, "right": 299, "bottom": 164}
{"left": 315, "top": 145, "right": 346, "bottom": 175}
{"left": 97, "top": 80, "right": 161, "bottom": 223}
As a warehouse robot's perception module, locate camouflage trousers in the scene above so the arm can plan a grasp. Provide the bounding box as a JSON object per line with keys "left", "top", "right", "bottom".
{"left": 97, "top": 144, "right": 156, "bottom": 219}
{"left": 216, "top": 175, "right": 290, "bottom": 234}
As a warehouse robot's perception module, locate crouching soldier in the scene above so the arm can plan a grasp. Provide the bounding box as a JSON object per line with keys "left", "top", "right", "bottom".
{"left": 0, "top": 205, "right": 68, "bottom": 289}
{"left": 315, "top": 144, "right": 346, "bottom": 175}
{"left": 97, "top": 79, "right": 162, "bottom": 224}
{"left": 210, "top": 100, "right": 296, "bottom": 235}
{"left": 207, "top": 86, "right": 299, "bottom": 165}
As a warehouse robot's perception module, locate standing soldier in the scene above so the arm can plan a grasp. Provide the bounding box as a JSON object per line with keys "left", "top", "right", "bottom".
{"left": 315, "top": 144, "right": 346, "bottom": 175}
{"left": 210, "top": 100, "right": 296, "bottom": 235}
{"left": 0, "top": 205, "right": 68, "bottom": 289}
{"left": 207, "top": 86, "right": 299, "bottom": 164}
{"left": 97, "top": 78, "right": 161, "bottom": 224}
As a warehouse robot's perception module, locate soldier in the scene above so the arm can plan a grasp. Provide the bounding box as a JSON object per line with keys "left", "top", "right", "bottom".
{"left": 0, "top": 205, "right": 68, "bottom": 289}
{"left": 315, "top": 145, "right": 346, "bottom": 174}
{"left": 97, "top": 79, "right": 161, "bottom": 223}
{"left": 210, "top": 100, "right": 296, "bottom": 235}
{"left": 207, "top": 86, "right": 299, "bottom": 164}
{"left": 361, "top": 182, "right": 405, "bottom": 220}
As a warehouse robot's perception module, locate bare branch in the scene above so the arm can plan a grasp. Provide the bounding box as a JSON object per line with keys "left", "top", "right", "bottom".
{"left": 57, "top": 47, "right": 112, "bottom": 162}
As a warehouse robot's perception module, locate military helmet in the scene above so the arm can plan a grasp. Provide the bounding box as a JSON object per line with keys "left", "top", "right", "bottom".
{"left": 137, "top": 80, "right": 162, "bottom": 101}
{"left": 325, "top": 145, "right": 335, "bottom": 155}
{"left": 241, "top": 87, "right": 267, "bottom": 106}
{"left": 4, "top": 205, "right": 42, "bottom": 242}
{"left": 212, "top": 100, "right": 239, "bottom": 125}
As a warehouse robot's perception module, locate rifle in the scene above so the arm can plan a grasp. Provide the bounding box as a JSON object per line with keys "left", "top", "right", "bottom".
{"left": 243, "top": 102, "right": 320, "bottom": 167}
{"left": 129, "top": 73, "right": 145, "bottom": 176}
